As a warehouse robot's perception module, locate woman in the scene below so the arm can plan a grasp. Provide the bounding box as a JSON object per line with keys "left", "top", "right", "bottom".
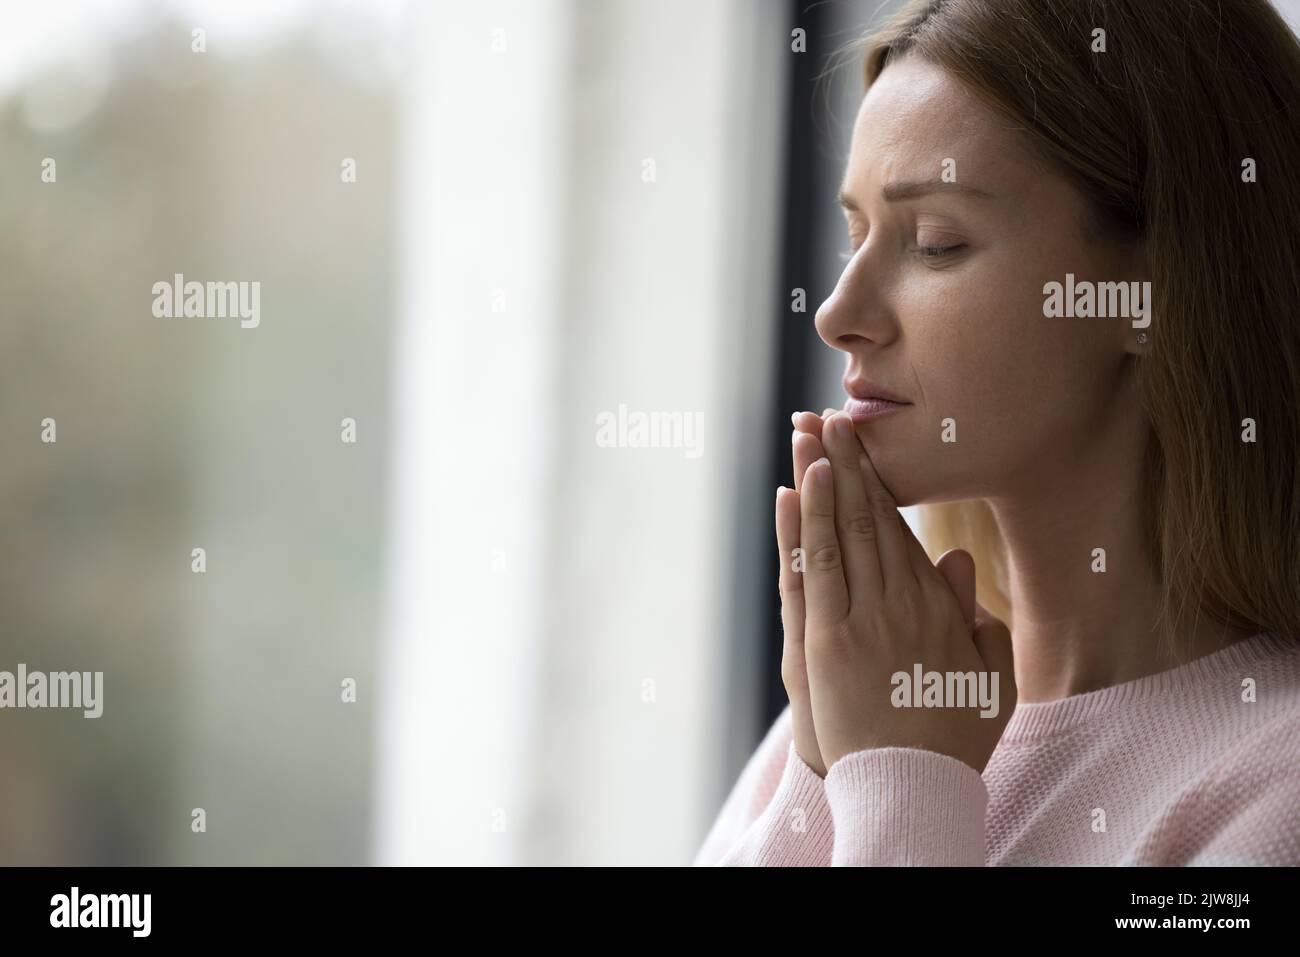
{"left": 695, "top": 0, "right": 1300, "bottom": 866}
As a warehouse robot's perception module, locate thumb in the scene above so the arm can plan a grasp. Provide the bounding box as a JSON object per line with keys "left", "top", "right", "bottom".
{"left": 972, "top": 599, "right": 1016, "bottom": 700}
{"left": 935, "top": 548, "right": 976, "bottom": 626}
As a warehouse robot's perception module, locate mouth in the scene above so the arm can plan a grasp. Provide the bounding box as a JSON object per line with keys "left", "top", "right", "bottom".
{"left": 842, "top": 377, "right": 912, "bottom": 422}
{"left": 843, "top": 396, "right": 911, "bottom": 421}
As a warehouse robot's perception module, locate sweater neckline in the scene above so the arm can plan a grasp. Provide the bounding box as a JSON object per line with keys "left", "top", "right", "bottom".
{"left": 998, "top": 630, "right": 1295, "bottom": 744}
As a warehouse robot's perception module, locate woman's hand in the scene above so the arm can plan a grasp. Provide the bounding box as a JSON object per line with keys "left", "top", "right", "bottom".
{"left": 775, "top": 409, "right": 842, "bottom": 777}
{"left": 784, "top": 410, "right": 1016, "bottom": 776}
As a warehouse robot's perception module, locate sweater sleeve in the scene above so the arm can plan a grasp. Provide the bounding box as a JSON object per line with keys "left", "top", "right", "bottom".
{"left": 823, "top": 746, "right": 989, "bottom": 866}
{"left": 692, "top": 704, "right": 836, "bottom": 866}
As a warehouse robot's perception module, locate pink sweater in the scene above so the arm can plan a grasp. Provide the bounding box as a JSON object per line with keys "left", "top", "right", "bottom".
{"left": 693, "top": 631, "right": 1300, "bottom": 866}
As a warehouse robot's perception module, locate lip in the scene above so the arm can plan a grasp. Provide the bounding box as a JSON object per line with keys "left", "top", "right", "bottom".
{"left": 842, "top": 376, "right": 912, "bottom": 421}
{"left": 843, "top": 396, "right": 910, "bottom": 421}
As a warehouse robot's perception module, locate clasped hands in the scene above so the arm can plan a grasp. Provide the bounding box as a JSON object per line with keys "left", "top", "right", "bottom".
{"left": 777, "top": 410, "right": 1016, "bottom": 778}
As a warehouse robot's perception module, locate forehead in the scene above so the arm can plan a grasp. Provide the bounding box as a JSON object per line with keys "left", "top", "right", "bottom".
{"left": 844, "top": 54, "right": 1033, "bottom": 193}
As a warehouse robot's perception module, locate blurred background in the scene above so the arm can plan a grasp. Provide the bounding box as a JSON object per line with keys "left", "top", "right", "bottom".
{"left": 4, "top": 0, "right": 1298, "bottom": 866}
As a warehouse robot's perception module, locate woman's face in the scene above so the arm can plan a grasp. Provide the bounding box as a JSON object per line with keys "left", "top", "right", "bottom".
{"left": 816, "top": 54, "right": 1142, "bottom": 507}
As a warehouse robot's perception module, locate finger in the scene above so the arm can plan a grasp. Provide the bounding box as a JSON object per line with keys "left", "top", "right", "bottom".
{"left": 792, "top": 410, "right": 837, "bottom": 436}
{"left": 792, "top": 430, "right": 824, "bottom": 493}
{"left": 775, "top": 486, "right": 806, "bottom": 647}
{"left": 894, "top": 501, "right": 939, "bottom": 581}
{"left": 777, "top": 486, "right": 826, "bottom": 775}
{"left": 853, "top": 444, "right": 915, "bottom": 591}
{"left": 935, "top": 548, "right": 977, "bottom": 626}
{"left": 799, "top": 457, "right": 851, "bottom": 627}
{"left": 897, "top": 515, "right": 970, "bottom": 620}
{"left": 972, "top": 601, "right": 1016, "bottom": 697}
{"left": 793, "top": 410, "right": 824, "bottom": 436}
{"left": 822, "top": 411, "right": 882, "bottom": 607}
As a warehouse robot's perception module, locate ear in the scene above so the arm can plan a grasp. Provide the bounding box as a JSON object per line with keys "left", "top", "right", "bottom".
{"left": 1120, "top": 245, "right": 1152, "bottom": 358}
{"left": 1124, "top": 285, "right": 1152, "bottom": 356}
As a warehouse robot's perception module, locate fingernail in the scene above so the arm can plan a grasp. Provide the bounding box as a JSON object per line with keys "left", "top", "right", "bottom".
{"left": 812, "top": 456, "right": 830, "bottom": 485}
{"left": 791, "top": 411, "right": 801, "bottom": 427}
{"left": 832, "top": 414, "right": 852, "bottom": 439}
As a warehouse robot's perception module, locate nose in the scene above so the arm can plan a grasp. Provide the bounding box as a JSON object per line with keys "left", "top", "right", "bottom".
{"left": 813, "top": 244, "right": 897, "bottom": 354}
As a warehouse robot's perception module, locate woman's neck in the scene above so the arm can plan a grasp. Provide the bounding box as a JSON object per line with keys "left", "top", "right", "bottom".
{"left": 985, "top": 425, "right": 1253, "bottom": 704}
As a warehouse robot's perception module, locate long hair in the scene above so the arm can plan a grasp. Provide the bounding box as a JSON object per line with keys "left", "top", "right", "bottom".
{"left": 846, "top": 0, "right": 1300, "bottom": 650}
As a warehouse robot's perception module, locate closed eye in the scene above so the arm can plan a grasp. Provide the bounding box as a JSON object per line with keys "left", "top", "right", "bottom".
{"left": 918, "top": 243, "right": 965, "bottom": 261}
{"left": 840, "top": 243, "right": 967, "bottom": 261}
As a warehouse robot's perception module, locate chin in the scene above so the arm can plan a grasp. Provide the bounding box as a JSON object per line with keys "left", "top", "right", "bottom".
{"left": 856, "top": 424, "right": 994, "bottom": 508}
{"left": 866, "top": 450, "right": 973, "bottom": 509}
{"left": 860, "top": 450, "right": 925, "bottom": 507}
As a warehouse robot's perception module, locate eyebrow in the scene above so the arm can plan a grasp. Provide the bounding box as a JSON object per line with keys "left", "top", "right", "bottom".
{"left": 838, "top": 180, "right": 995, "bottom": 210}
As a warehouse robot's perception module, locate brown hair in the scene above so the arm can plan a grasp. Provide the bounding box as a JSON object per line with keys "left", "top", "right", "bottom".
{"left": 846, "top": 0, "right": 1300, "bottom": 651}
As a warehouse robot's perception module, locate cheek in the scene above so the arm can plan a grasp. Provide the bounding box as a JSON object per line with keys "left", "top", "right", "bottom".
{"left": 927, "top": 249, "right": 1121, "bottom": 414}
{"left": 905, "top": 268, "right": 1047, "bottom": 426}
{"left": 871, "top": 269, "right": 1119, "bottom": 501}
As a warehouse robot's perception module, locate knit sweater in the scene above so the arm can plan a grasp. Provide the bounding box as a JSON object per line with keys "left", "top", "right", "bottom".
{"left": 693, "top": 631, "right": 1300, "bottom": 866}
